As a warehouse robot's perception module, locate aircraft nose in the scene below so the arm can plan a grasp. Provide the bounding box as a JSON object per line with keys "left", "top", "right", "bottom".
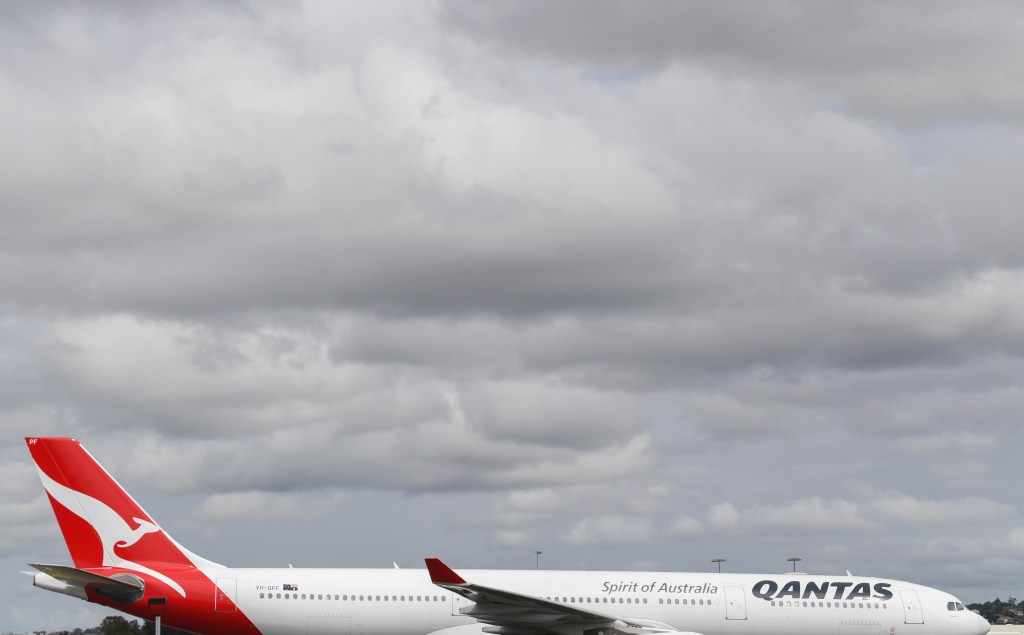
{"left": 973, "top": 612, "right": 991, "bottom": 635}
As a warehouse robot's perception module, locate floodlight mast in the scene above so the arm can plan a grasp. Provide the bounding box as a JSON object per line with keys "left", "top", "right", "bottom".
{"left": 149, "top": 598, "right": 167, "bottom": 635}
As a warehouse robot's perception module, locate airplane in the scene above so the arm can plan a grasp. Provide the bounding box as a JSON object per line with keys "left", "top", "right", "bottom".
{"left": 25, "top": 436, "right": 991, "bottom": 635}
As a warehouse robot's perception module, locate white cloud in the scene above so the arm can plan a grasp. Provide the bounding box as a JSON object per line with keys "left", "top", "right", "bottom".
{"left": 743, "top": 497, "right": 875, "bottom": 533}
{"left": 694, "top": 492, "right": 1016, "bottom": 539}
{"left": 899, "top": 433, "right": 997, "bottom": 456}
{"left": 707, "top": 503, "right": 740, "bottom": 531}
{"left": 194, "top": 491, "right": 344, "bottom": 523}
{"left": 869, "top": 494, "right": 1018, "bottom": 525}
{"left": 563, "top": 515, "right": 653, "bottom": 547}
{"left": 493, "top": 529, "right": 531, "bottom": 548}
{"left": 668, "top": 516, "right": 705, "bottom": 537}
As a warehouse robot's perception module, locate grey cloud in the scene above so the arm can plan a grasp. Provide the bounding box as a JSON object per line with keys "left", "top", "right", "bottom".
{"left": 5, "top": 3, "right": 1024, "bottom": 632}
{"left": 3, "top": 14, "right": 1022, "bottom": 332}
{"left": 437, "top": 0, "right": 1024, "bottom": 123}
{"left": 105, "top": 416, "right": 653, "bottom": 495}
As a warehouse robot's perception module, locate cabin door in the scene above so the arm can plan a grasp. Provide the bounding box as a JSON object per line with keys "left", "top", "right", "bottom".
{"left": 725, "top": 585, "right": 747, "bottom": 620}
{"left": 900, "top": 590, "right": 924, "bottom": 624}
{"left": 214, "top": 577, "right": 237, "bottom": 612}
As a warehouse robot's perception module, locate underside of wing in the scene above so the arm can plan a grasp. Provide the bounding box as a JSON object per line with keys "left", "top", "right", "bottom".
{"left": 425, "top": 558, "right": 686, "bottom": 635}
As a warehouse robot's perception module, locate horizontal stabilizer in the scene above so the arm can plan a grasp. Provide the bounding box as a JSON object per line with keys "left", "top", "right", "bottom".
{"left": 30, "top": 563, "right": 144, "bottom": 603}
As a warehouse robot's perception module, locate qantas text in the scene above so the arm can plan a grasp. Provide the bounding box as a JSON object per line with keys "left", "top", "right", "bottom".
{"left": 751, "top": 580, "right": 893, "bottom": 602}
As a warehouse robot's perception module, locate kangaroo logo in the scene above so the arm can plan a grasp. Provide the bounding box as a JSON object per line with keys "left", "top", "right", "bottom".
{"left": 116, "top": 517, "right": 159, "bottom": 548}
{"left": 36, "top": 467, "right": 187, "bottom": 597}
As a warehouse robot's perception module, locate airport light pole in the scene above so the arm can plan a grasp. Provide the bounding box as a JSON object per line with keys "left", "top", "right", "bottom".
{"left": 787, "top": 557, "right": 802, "bottom": 572}
{"left": 536, "top": 551, "right": 543, "bottom": 570}
{"left": 149, "top": 597, "right": 167, "bottom": 635}
{"left": 711, "top": 559, "right": 726, "bottom": 573}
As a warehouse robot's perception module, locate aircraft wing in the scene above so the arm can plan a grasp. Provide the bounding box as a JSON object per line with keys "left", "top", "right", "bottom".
{"left": 425, "top": 558, "right": 685, "bottom": 635}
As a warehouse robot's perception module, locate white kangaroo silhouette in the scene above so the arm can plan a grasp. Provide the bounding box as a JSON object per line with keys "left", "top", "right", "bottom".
{"left": 116, "top": 517, "right": 159, "bottom": 548}
{"left": 36, "top": 467, "right": 187, "bottom": 597}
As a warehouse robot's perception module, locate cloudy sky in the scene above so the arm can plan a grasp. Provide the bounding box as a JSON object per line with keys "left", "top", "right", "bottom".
{"left": 3, "top": 1, "right": 1024, "bottom": 631}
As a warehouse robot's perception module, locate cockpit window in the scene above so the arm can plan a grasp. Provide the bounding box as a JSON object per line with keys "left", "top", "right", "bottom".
{"left": 948, "top": 602, "right": 956, "bottom": 611}
{"left": 956, "top": 603, "right": 965, "bottom": 611}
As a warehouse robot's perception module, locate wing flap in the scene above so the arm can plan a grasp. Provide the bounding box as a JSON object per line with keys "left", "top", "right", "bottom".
{"left": 425, "top": 558, "right": 685, "bottom": 635}
{"left": 426, "top": 558, "right": 612, "bottom": 625}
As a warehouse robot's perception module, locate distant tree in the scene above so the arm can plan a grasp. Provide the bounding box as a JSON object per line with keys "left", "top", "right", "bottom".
{"left": 143, "top": 621, "right": 190, "bottom": 635}
{"left": 99, "top": 616, "right": 143, "bottom": 635}
{"left": 969, "top": 596, "right": 1024, "bottom": 624}
{"left": 140, "top": 620, "right": 193, "bottom": 635}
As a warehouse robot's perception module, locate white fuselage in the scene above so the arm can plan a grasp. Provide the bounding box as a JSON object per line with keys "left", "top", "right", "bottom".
{"left": 215, "top": 567, "right": 989, "bottom": 635}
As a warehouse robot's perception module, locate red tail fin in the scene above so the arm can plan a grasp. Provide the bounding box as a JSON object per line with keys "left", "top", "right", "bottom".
{"left": 26, "top": 437, "right": 219, "bottom": 592}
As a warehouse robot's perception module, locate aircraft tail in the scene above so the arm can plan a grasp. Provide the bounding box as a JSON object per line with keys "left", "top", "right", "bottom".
{"left": 26, "top": 437, "right": 221, "bottom": 585}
